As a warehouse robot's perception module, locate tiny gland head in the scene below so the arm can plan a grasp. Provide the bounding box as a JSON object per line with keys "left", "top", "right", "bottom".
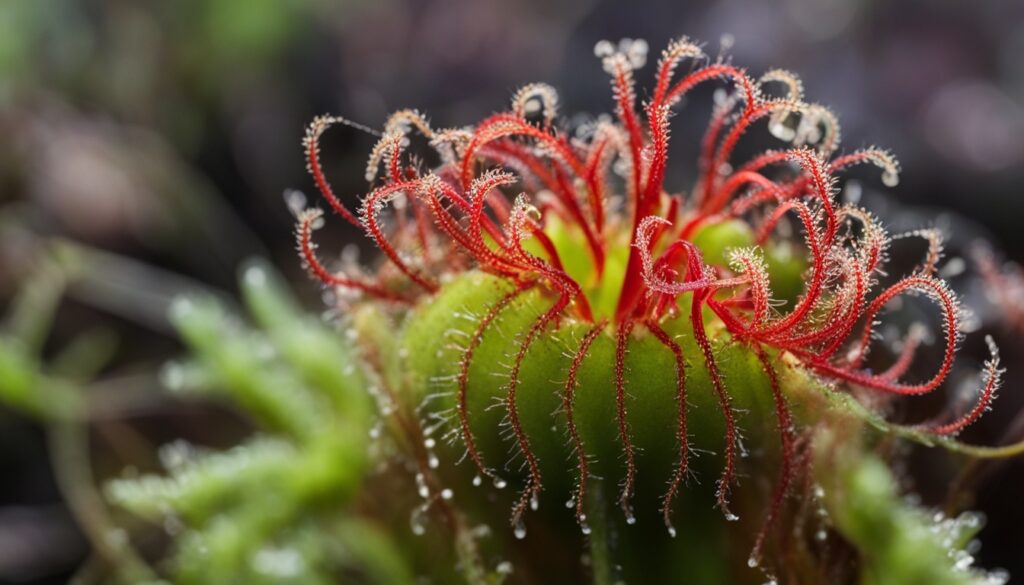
{"left": 294, "top": 37, "right": 1003, "bottom": 564}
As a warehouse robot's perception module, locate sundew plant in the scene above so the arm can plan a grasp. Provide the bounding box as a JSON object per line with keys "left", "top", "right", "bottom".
{"left": 293, "top": 36, "right": 1020, "bottom": 583}
{"left": 3, "top": 35, "right": 1023, "bottom": 585}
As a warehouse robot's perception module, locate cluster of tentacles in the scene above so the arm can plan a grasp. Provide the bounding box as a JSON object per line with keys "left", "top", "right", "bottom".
{"left": 294, "top": 37, "right": 1003, "bottom": 560}
{"left": 975, "top": 246, "right": 1024, "bottom": 332}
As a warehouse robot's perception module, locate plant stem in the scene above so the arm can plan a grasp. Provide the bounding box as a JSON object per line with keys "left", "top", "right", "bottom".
{"left": 585, "top": 481, "right": 615, "bottom": 585}
{"left": 47, "top": 416, "right": 155, "bottom": 583}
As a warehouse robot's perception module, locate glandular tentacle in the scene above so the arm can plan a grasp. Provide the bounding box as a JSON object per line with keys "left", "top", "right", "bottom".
{"left": 457, "top": 284, "right": 529, "bottom": 484}
{"left": 614, "top": 321, "right": 640, "bottom": 524}
{"left": 563, "top": 320, "right": 608, "bottom": 529}
{"left": 506, "top": 297, "right": 569, "bottom": 532}
{"left": 645, "top": 320, "right": 690, "bottom": 538}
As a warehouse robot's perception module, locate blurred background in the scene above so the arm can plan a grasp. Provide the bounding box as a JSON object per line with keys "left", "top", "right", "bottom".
{"left": 1, "top": 0, "right": 1023, "bottom": 582}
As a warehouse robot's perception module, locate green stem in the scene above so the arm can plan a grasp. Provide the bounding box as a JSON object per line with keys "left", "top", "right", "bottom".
{"left": 47, "top": 417, "right": 156, "bottom": 583}
{"left": 3, "top": 261, "right": 65, "bottom": 354}
{"left": 828, "top": 381, "right": 1024, "bottom": 459}
{"left": 585, "top": 481, "right": 615, "bottom": 585}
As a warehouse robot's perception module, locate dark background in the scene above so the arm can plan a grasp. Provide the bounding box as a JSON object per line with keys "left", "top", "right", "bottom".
{"left": 1, "top": 0, "right": 1023, "bottom": 582}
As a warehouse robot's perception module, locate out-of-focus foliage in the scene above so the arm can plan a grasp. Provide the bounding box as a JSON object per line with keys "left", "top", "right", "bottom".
{"left": 0, "top": 0, "right": 326, "bottom": 108}
{"left": 106, "top": 259, "right": 401, "bottom": 584}
{"left": 0, "top": 249, "right": 414, "bottom": 584}
{"left": 815, "top": 428, "right": 1006, "bottom": 585}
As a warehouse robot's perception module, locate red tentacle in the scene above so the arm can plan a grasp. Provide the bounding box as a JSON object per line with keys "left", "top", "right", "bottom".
{"left": 304, "top": 116, "right": 363, "bottom": 227}
{"left": 814, "top": 276, "right": 960, "bottom": 396}
{"left": 361, "top": 180, "right": 440, "bottom": 293}
{"left": 295, "top": 208, "right": 410, "bottom": 303}
{"left": 691, "top": 288, "right": 739, "bottom": 519}
{"left": 563, "top": 320, "right": 608, "bottom": 528}
{"left": 614, "top": 320, "right": 639, "bottom": 523}
{"left": 507, "top": 297, "right": 570, "bottom": 531}
{"left": 646, "top": 320, "right": 690, "bottom": 537}
{"left": 457, "top": 284, "right": 530, "bottom": 482}
{"left": 750, "top": 348, "right": 796, "bottom": 568}
{"left": 925, "top": 336, "right": 1002, "bottom": 436}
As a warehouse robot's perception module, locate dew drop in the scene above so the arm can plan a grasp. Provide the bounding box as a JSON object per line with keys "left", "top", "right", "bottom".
{"left": 415, "top": 473, "right": 430, "bottom": 499}
{"left": 768, "top": 117, "right": 797, "bottom": 142}
{"left": 410, "top": 509, "right": 426, "bottom": 536}
{"left": 428, "top": 454, "right": 440, "bottom": 469}
{"left": 513, "top": 520, "right": 527, "bottom": 540}
{"left": 625, "top": 511, "right": 637, "bottom": 525}
{"left": 159, "top": 441, "right": 194, "bottom": 470}
{"left": 712, "top": 87, "right": 728, "bottom": 106}
{"left": 940, "top": 257, "right": 966, "bottom": 278}
{"left": 724, "top": 513, "right": 740, "bottom": 522}
{"left": 496, "top": 561, "right": 514, "bottom": 575}
{"left": 594, "top": 40, "right": 615, "bottom": 58}
{"left": 748, "top": 556, "right": 759, "bottom": 568}
{"left": 667, "top": 526, "right": 677, "bottom": 538}
{"left": 565, "top": 499, "right": 574, "bottom": 509}
{"left": 493, "top": 476, "right": 507, "bottom": 489}
{"left": 441, "top": 488, "right": 454, "bottom": 500}
{"left": 283, "top": 189, "right": 307, "bottom": 219}
{"left": 795, "top": 115, "right": 823, "bottom": 145}
{"left": 625, "top": 38, "right": 649, "bottom": 69}
{"left": 530, "top": 494, "right": 539, "bottom": 511}
{"left": 424, "top": 438, "right": 436, "bottom": 449}
{"left": 881, "top": 169, "right": 900, "bottom": 188}
{"left": 160, "top": 362, "right": 185, "bottom": 391}
{"left": 953, "top": 550, "right": 974, "bottom": 571}
{"left": 581, "top": 523, "right": 592, "bottom": 535}
{"left": 472, "top": 474, "right": 483, "bottom": 487}
{"left": 961, "top": 511, "right": 983, "bottom": 530}
{"left": 243, "top": 266, "right": 267, "bottom": 288}
{"left": 843, "top": 179, "right": 862, "bottom": 204}
{"left": 168, "top": 298, "right": 194, "bottom": 321}
{"left": 252, "top": 546, "right": 305, "bottom": 578}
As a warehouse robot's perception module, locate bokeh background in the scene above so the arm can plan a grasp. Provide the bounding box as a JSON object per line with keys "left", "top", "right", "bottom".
{"left": 1, "top": 0, "right": 1023, "bottom": 582}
